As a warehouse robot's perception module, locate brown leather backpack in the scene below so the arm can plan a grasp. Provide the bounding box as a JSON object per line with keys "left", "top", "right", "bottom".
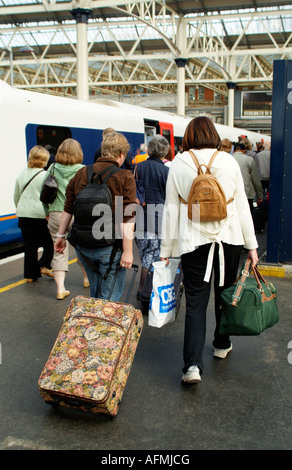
{"left": 179, "top": 150, "right": 234, "bottom": 222}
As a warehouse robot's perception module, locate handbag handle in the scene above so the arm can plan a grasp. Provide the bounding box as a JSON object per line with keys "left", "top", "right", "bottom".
{"left": 230, "top": 259, "right": 271, "bottom": 306}
{"left": 230, "top": 258, "right": 251, "bottom": 306}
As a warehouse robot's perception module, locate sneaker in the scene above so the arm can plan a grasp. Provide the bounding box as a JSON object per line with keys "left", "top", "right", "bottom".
{"left": 181, "top": 365, "right": 201, "bottom": 384}
{"left": 213, "top": 344, "right": 233, "bottom": 359}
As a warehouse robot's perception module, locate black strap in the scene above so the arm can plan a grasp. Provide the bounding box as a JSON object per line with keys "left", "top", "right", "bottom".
{"left": 87, "top": 164, "right": 121, "bottom": 185}
{"left": 21, "top": 170, "right": 44, "bottom": 195}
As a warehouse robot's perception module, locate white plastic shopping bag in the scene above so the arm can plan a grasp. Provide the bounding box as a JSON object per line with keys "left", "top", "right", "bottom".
{"left": 148, "top": 258, "right": 181, "bottom": 328}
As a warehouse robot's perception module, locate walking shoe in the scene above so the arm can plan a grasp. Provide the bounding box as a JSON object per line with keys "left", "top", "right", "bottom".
{"left": 56, "top": 290, "right": 70, "bottom": 300}
{"left": 181, "top": 365, "right": 201, "bottom": 384}
{"left": 41, "top": 267, "right": 54, "bottom": 278}
{"left": 213, "top": 344, "right": 233, "bottom": 359}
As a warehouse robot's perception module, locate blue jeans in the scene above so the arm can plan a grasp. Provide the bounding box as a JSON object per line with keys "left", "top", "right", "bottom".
{"left": 76, "top": 244, "right": 126, "bottom": 301}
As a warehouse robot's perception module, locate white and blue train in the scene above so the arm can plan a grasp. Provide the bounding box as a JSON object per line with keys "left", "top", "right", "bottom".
{"left": 0, "top": 79, "right": 270, "bottom": 249}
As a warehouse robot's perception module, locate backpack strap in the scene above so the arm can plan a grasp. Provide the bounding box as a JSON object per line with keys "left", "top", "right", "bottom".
{"left": 207, "top": 150, "right": 219, "bottom": 169}
{"left": 87, "top": 164, "right": 121, "bottom": 184}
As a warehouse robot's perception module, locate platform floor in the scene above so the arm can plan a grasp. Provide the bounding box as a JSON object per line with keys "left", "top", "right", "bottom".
{"left": 0, "top": 238, "right": 291, "bottom": 453}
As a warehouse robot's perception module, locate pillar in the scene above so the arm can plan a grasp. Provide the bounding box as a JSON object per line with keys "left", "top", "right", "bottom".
{"left": 175, "top": 58, "right": 188, "bottom": 116}
{"left": 71, "top": 8, "right": 93, "bottom": 100}
{"left": 227, "top": 82, "right": 236, "bottom": 127}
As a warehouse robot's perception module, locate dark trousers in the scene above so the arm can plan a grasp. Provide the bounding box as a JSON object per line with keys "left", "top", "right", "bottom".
{"left": 181, "top": 242, "right": 243, "bottom": 374}
{"left": 18, "top": 217, "right": 54, "bottom": 279}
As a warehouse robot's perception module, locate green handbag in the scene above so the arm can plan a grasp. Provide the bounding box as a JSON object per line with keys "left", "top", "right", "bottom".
{"left": 219, "top": 259, "right": 279, "bottom": 336}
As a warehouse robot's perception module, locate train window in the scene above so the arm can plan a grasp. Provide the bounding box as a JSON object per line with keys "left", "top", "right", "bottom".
{"left": 161, "top": 128, "right": 171, "bottom": 142}
{"left": 36, "top": 125, "right": 71, "bottom": 155}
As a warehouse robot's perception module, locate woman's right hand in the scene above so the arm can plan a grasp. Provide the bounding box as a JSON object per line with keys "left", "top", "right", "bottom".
{"left": 54, "top": 238, "right": 66, "bottom": 254}
{"left": 160, "top": 257, "right": 170, "bottom": 266}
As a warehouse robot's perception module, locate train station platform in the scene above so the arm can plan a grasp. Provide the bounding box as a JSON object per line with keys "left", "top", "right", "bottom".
{"left": 0, "top": 235, "right": 291, "bottom": 455}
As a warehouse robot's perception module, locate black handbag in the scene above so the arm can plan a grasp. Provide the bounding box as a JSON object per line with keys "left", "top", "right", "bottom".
{"left": 40, "top": 163, "right": 58, "bottom": 204}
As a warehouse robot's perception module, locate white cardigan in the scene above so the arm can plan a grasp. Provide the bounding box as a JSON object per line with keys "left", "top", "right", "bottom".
{"left": 160, "top": 148, "right": 258, "bottom": 285}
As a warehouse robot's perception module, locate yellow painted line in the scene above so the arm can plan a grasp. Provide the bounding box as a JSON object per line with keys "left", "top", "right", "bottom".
{"left": 0, "top": 279, "right": 26, "bottom": 293}
{"left": 0, "top": 258, "right": 77, "bottom": 293}
{"left": 257, "top": 265, "right": 287, "bottom": 278}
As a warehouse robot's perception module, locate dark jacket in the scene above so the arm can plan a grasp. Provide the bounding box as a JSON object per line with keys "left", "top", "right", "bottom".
{"left": 136, "top": 157, "right": 169, "bottom": 233}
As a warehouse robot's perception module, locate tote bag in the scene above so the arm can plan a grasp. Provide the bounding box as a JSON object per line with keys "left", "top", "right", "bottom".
{"left": 148, "top": 258, "right": 181, "bottom": 328}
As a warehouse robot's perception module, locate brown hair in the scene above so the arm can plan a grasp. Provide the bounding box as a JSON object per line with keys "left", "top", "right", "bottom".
{"left": 182, "top": 116, "right": 221, "bottom": 151}
{"left": 28, "top": 145, "right": 50, "bottom": 168}
{"left": 220, "top": 138, "right": 232, "bottom": 153}
{"left": 55, "top": 138, "right": 83, "bottom": 165}
{"left": 101, "top": 132, "right": 130, "bottom": 159}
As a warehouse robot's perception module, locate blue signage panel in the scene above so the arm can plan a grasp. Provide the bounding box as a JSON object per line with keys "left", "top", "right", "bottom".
{"left": 267, "top": 60, "right": 292, "bottom": 263}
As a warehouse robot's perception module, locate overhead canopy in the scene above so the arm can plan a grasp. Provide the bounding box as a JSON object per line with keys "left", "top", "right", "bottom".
{"left": 0, "top": 0, "right": 291, "bottom": 98}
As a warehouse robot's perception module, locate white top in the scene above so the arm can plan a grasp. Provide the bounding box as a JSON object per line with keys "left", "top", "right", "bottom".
{"left": 160, "top": 148, "right": 258, "bottom": 285}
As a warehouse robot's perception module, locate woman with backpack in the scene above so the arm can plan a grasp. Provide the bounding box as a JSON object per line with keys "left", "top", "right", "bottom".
{"left": 54, "top": 132, "right": 137, "bottom": 302}
{"left": 160, "top": 117, "right": 259, "bottom": 384}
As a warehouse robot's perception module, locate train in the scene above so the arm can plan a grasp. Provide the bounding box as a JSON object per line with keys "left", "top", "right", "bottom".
{"left": 0, "top": 79, "right": 271, "bottom": 249}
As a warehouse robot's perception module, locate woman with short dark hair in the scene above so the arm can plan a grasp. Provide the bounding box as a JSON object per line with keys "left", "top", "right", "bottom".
{"left": 160, "top": 117, "right": 258, "bottom": 384}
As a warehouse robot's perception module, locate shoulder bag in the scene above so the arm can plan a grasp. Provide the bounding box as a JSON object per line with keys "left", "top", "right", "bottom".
{"left": 219, "top": 258, "right": 279, "bottom": 336}
{"left": 40, "top": 163, "right": 58, "bottom": 204}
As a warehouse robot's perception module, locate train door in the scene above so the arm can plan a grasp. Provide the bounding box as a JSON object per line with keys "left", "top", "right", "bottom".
{"left": 36, "top": 125, "right": 72, "bottom": 155}
{"left": 143, "top": 119, "right": 175, "bottom": 156}
{"left": 144, "top": 124, "right": 156, "bottom": 146}
{"left": 159, "top": 121, "right": 175, "bottom": 155}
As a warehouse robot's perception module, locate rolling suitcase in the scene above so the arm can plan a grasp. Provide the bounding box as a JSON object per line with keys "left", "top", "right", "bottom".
{"left": 38, "top": 267, "right": 143, "bottom": 417}
{"left": 140, "top": 260, "right": 184, "bottom": 316}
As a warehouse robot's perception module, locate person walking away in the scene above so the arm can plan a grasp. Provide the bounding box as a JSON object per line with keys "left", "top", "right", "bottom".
{"left": 160, "top": 117, "right": 259, "bottom": 384}
{"left": 14, "top": 146, "right": 54, "bottom": 283}
{"left": 94, "top": 127, "right": 115, "bottom": 162}
{"left": 54, "top": 132, "right": 137, "bottom": 301}
{"left": 241, "top": 138, "right": 256, "bottom": 159}
{"left": 134, "top": 135, "right": 170, "bottom": 299}
{"left": 132, "top": 143, "right": 148, "bottom": 164}
{"left": 232, "top": 142, "right": 263, "bottom": 215}
{"left": 255, "top": 145, "right": 270, "bottom": 193}
{"left": 43, "top": 138, "right": 88, "bottom": 300}
{"left": 220, "top": 138, "right": 232, "bottom": 154}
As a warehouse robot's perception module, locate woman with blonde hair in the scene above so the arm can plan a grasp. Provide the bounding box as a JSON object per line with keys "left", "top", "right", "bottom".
{"left": 43, "top": 138, "right": 89, "bottom": 299}
{"left": 14, "top": 145, "right": 54, "bottom": 282}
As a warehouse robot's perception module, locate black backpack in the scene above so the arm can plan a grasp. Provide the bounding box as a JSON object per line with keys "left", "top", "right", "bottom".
{"left": 68, "top": 164, "right": 121, "bottom": 248}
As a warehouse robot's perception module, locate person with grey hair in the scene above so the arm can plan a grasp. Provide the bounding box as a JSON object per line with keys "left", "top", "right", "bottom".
{"left": 134, "top": 135, "right": 170, "bottom": 298}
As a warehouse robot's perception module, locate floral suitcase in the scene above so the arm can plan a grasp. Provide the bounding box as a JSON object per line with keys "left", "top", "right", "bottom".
{"left": 38, "top": 295, "right": 143, "bottom": 416}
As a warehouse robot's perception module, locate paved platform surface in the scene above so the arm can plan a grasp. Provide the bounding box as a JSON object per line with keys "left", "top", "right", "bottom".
{"left": 0, "top": 240, "right": 291, "bottom": 454}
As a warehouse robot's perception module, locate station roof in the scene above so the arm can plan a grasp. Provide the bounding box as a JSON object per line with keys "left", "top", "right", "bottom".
{"left": 0, "top": 1, "right": 291, "bottom": 99}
